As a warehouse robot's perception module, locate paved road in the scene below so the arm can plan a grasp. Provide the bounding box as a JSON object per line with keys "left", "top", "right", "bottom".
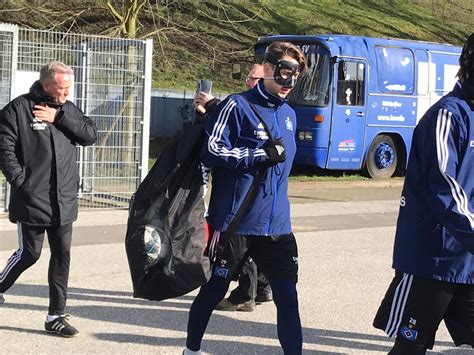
{"left": 0, "top": 180, "right": 471, "bottom": 354}
{"left": 0, "top": 180, "right": 404, "bottom": 250}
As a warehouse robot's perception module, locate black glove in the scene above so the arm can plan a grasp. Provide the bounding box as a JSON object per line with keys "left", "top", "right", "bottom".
{"left": 263, "top": 137, "right": 286, "bottom": 164}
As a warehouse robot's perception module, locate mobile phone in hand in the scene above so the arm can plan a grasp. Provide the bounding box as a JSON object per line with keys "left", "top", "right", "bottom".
{"left": 197, "top": 79, "right": 212, "bottom": 94}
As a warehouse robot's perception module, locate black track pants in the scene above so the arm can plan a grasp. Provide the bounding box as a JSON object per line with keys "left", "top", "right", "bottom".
{"left": 0, "top": 222, "right": 73, "bottom": 315}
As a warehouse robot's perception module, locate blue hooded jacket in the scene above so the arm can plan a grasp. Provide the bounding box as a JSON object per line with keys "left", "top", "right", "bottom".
{"left": 201, "top": 80, "right": 296, "bottom": 236}
{"left": 393, "top": 82, "right": 474, "bottom": 283}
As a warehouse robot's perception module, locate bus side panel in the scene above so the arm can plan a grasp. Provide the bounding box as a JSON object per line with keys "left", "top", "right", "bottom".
{"left": 294, "top": 106, "right": 331, "bottom": 168}
{"left": 293, "top": 146, "right": 329, "bottom": 167}
{"left": 365, "top": 95, "right": 418, "bottom": 127}
{"left": 429, "top": 51, "right": 461, "bottom": 105}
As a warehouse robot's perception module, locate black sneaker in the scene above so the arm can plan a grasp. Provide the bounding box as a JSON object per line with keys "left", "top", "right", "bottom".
{"left": 215, "top": 298, "right": 255, "bottom": 312}
{"left": 44, "top": 315, "right": 79, "bottom": 337}
{"left": 255, "top": 292, "right": 273, "bottom": 304}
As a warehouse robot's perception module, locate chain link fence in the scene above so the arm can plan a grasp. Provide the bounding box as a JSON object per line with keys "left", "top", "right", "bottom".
{"left": 0, "top": 23, "right": 152, "bottom": 210}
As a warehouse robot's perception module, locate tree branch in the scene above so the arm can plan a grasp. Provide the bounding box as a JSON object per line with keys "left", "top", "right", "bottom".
{"left": 106, "top": 0, "right": 123, "bottom": 23}
{"left": 0, "top": 7, "right": 27, "bottom": 13}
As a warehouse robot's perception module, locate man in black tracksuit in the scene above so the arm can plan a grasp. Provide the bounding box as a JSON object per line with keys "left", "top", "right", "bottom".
{"left": 0, "top": 61, "right": 97, "bottom": 337}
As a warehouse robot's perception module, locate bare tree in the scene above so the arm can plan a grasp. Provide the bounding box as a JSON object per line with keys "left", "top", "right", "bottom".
{"left": 105, "top": 0, "right": 145, "bottom": 38}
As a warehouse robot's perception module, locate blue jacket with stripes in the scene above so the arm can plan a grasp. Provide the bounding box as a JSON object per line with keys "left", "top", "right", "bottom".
{"left": 201, "top": 80, "right": 297, "bottom": 236}
{"left": 392, "top": 82, "right": 474, "bottom": 283}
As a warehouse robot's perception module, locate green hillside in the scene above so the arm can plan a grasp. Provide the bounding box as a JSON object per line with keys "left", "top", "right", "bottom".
{"left": 0, "top": 0, "right": 472, "bottom": 91}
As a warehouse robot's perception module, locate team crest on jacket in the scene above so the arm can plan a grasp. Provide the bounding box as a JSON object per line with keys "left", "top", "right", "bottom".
{"left": 285, "top": 117, "right": 293, "bottom": 131}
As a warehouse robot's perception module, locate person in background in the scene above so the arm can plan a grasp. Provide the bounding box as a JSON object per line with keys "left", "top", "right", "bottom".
{"left": 0, "top": 60, "right": 97, "bottom": 337}
{"left": 373, "top": 33, "right": 474, "bottom": 354}
{"left": 185, "top": 41, "right": 306, "bottom": 355}
{"left": 194, "top": 63, "right": 264, "bottom": 119}
{"left": 193, "top": 63, "right": 274, "bottom": 312}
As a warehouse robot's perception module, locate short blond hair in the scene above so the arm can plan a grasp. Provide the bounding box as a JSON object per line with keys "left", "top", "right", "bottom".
{"left": 39, "top": 61, "right": 73, "bottom": 83}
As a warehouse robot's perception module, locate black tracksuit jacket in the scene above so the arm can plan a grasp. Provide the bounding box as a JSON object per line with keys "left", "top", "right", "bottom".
{"left": 0, "top": 81, "right": 97, "bottom": 226}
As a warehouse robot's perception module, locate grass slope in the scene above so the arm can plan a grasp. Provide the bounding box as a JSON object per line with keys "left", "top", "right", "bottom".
{"left": 0, "top": 0, "right": 471, "bottom": 91}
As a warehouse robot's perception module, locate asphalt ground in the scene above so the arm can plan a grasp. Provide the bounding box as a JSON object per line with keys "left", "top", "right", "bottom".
{"left": 0, "top": 179, "right": 404, "bottom": 249}
{"left": 1, "top": 180, "right": 472, "bottom": 354}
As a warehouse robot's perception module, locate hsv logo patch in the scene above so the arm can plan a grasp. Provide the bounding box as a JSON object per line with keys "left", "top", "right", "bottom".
{"left": 400, "top": 326, "right": 418, "bottom": 341}
{"left": 213, "top": 266, "right": 229, "bottom": 278}
{"left": 285, "top": 117, "right": 293, "bottom": 131}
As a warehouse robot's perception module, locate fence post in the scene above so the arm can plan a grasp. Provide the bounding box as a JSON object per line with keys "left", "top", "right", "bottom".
{"left": 0, "top": 23, "right": 19, "bottom": 211}
{"left": 139, "top": 38, "right": 153, "bottom": 183}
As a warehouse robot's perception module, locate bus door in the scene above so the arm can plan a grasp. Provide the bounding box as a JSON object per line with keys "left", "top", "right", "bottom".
{"left": 327, "top": 58, "right": 367, "bottom": 170}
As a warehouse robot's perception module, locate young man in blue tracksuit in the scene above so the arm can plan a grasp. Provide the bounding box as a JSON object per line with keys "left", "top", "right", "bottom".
{"left": 374, "top": 33, "right": 474, "bottom": 354}
{"left": 194, "top": 64, "right": 274, "bottom": 312}
{"left": 184, "top": 42, "right": 306, "bottom": 355}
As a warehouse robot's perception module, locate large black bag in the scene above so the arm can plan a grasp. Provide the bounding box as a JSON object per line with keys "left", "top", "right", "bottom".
{"left": 125, "top": 123, "right": 211, "bottom": 301}
{"left": 125, "top": 95, "right": 275, "bottom": 301}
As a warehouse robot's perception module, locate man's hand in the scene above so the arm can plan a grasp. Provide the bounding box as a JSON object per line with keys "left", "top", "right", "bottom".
{"left": 32, "top": 105, "right": 57, "bottom": 123}
{"left": 194, "top": 91, "right": 215, "bottom": 114}
{"left": 194, "top": 91, "right": 214, "bottom": 107}
{"left": 263, "top": 138, "right": 286, "bottom": 164}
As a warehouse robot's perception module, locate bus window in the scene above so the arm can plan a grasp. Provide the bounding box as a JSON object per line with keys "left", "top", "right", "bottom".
{"left": 288, "top": 45, "right": 331, "bottom": 107}
{"left": 337, "top": 61, "right": 365, "bottom": 106}
{"left": 416, "top": 49, "right": 429, "bottom": 95}
{"left": 375, "top": 46, "right": 414, "bottom": 94}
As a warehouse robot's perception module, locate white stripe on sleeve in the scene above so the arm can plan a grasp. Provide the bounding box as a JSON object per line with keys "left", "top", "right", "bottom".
{"left": 208, "top": 99, "right": 250, "bottom": 159}
{"left": 435, "top": 108, "right": 474, "bottom": 228}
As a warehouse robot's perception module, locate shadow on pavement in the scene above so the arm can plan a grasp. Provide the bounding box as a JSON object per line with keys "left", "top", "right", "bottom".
{"left": 95, "top": 333, "right": 289, "bottom": 354}
{"left": 3, "top": 283, "right": 460, "bottom": 353}
{"left": 0, "top": 325, "right": 46, "bottom": 336}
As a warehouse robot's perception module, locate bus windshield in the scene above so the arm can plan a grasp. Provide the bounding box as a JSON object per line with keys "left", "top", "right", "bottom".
{"left": 288, "top": 44, "right": 331, "bottom": 107}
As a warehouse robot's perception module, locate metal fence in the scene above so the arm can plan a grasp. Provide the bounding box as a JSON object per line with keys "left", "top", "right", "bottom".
{"left": 0, "top": 24, "right": 15, "bottom": 212}
{"left": 150, "top": 89, "right": 228, "bottom": 139}
{"left": 0, "top": 23, "right": 152, "bottom": 210}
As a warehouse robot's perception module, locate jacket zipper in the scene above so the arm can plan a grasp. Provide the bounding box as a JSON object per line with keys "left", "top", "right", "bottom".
{"left": 265, "top": 110, "right": 280, "bottom": 235}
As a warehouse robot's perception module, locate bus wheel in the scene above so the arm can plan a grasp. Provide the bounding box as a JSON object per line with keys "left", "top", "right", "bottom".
{"left": 365, "top": 135, "right": 398, "bottom": 179}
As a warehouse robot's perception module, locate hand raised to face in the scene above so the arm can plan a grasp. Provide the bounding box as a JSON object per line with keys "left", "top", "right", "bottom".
{"left": 32, "top": 104, "right": 57, "bottom": 123}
